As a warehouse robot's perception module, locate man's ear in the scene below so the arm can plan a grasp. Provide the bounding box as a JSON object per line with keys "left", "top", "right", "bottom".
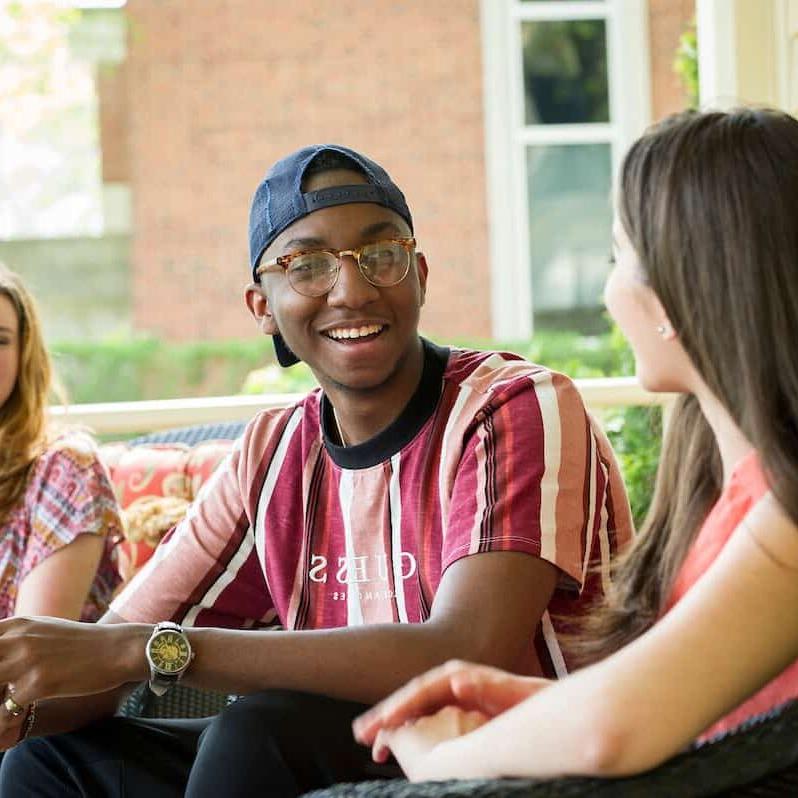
{"left": 415, "top": 252, "right": 429, "bottom": 306}
{"left": 244, "top": 283, "right": 279, "bottom": 335}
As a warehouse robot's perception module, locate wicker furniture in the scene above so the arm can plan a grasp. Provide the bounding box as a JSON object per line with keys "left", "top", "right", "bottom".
{"left": 304, "top": 700, "right": 798, "bottom": 797}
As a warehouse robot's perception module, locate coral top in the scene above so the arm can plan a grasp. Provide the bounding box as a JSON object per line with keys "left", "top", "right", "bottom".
{"left": 666, "top": 450, "right": 798, "bottom": 740}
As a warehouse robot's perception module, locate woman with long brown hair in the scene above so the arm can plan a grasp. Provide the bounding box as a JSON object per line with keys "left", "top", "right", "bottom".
{"left": 353, "top": 107, "right": 798, "bottom": 779}
{"left": 0, "top": 265, "right": 121, "bottom": 622}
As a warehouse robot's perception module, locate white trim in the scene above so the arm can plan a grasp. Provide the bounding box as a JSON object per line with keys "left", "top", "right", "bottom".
{"left": 512, "top": 2, "right": 609, "bottom": 21}
{"left": 789, "top": 0, "right": 798, "bottom": 110}
{"left": 776, "top": 0, "right": 798, "bottom": 110}
{"left": 49, "top": 392, "right": 304, "bottom": 435}
{"left": 48, "top": 379, "right": 676, "bottom": 437}
{"left": 517, "top": 123, "right": 615, "bottom": 144}
{"left": 509, "top": 2, "right": 535, "bottom": 340}
{"left": 696, "top": 0, "right": 739, "bottom": 109}
{"left": 482, "top": 0, "right": 650, "bottom": 339}
{"left": 775, "top": 0, "right": 790, "bottom": 109}
{"left": 607, "top": 0, "right": 652, "bottom": 155}
{"left": 481, "top": 0, "right": 528, "bottom": 339}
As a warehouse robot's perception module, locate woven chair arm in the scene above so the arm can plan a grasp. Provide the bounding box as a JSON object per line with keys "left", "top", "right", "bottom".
{"left": 305, "top": 699, "right": 798, "bottom": 798}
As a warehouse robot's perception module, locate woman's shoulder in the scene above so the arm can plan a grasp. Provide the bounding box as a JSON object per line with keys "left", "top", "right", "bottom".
{"left": 34, "top": 430, "right": 103, "bottom": 475}
{"left": 743, "top": 486, "right": 798, "bottom": 571}
{"left": 25, "top": 430, "right": 119, "bottom": 518}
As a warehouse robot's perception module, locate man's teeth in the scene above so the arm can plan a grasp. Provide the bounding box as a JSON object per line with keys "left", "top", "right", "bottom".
{"left": 326, "top": 324, "right": 383, "bottom": 340}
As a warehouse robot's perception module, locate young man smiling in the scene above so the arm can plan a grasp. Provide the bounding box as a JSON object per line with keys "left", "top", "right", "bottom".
{"left": 0, "top": 146, "right": 632, "bottom": 797}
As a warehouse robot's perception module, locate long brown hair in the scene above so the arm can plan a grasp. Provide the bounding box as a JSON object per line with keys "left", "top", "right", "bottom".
{"left": 0, "top": 266, "right": 59, "bottom": 526}
{"left": 575, "top": 109, "right": 798, "bottom": 661}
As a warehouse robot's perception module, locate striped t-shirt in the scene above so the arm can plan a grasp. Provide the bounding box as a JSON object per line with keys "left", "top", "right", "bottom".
{"left": 113, "top": 341, "right": 633, "bottom": 677}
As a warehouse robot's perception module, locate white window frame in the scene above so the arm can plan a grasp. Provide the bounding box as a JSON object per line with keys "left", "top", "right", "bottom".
{"left": 480, "top": 0, "right": 652, "bottom": 339}
{"left": 781, "top": 0, "right": 798, "bottom": 110}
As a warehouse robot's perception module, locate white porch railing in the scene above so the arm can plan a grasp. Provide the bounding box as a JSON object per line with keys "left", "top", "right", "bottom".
{"left": 48, "top": 377, "right": 677, "bottom": 438}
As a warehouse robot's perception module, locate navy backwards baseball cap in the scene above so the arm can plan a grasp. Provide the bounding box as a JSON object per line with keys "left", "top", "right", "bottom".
{"left": 249, "top": 144, "right": 414, "bottom": 367}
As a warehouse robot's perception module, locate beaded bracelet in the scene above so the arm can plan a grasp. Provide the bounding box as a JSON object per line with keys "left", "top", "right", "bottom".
{"left": 16, "top": 701, "right": 36, "bottom": 744}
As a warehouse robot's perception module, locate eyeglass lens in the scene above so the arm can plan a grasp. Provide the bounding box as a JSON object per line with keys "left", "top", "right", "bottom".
{"left": 287, "top": 241, "right": 410, "bottom": 297}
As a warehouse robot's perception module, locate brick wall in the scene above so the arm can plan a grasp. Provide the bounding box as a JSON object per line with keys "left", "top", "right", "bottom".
{"left": 648, "top": 0, "right": 696, "bottom": 120}
{"left": 118, "top": 0, "right": 695, "bottom": 345}
{"left": 123, "top": 0, "right": 490, "bottom": 343}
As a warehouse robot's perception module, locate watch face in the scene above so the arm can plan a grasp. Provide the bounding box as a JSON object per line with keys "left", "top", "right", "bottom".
{"left": 148, "top": 630, "right": 191, "bottom": 674}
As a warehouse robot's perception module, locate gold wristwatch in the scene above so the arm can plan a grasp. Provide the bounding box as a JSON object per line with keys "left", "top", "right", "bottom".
{"left": 145, "top": 621, "right": 194, "bottom": 696}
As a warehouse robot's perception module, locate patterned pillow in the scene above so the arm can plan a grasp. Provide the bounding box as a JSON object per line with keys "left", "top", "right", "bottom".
{"left": 117, "top": 495, "right": 192, "bottom": 585}
{"left": 104, "top": 444, "right": 192, "bottom": 508}
{"left": 100, "top": 439, "right": 234, "bottom": 587}
{"left": 96, "top": 441, "right": 128, "bottom": 475}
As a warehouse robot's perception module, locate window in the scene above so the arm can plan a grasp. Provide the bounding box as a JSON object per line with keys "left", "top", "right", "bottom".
{"left": 0, "top": 4, "right": 103, "bottom": 239}
{"left": 481, "top": 0, "right": 651, "bottom": 337}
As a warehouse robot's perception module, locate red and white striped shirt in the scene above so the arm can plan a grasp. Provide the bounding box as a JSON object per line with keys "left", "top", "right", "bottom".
{"left": 113, "top": 341, "right": 633, "bottom": 677}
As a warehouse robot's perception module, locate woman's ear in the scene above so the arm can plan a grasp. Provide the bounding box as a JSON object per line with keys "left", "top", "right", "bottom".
{"left": 653, "top": 299, "right": 678, "bottom": 341}
{"left": 244, "top": 284, "right": 279, "bottom": 335}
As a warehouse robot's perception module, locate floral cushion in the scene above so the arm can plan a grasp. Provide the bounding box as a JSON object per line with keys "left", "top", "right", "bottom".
{"left": 117, "top": 495, "right": 192, "bottom": 584}
{"left": 100, "top": 439, "right": 234, "bottom": 585}
{"left": 105, "top": 443, "right": 192, "bottom": 507}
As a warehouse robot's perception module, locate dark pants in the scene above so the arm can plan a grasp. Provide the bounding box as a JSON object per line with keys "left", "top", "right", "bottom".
{"left": 0, "top": 689, "right": 401, "bottom": 797}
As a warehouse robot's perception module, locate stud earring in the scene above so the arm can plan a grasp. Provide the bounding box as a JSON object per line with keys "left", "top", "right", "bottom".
{"left": 656, "top": 323, "right": 668, "bottom": 337}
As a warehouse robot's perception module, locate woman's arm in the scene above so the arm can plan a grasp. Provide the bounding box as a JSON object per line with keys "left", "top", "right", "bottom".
{"left": 14, "top": 534, "right": 105, "bottom": 619}
{"left": 376, "top": 493, "right": 798, "bottom": 781}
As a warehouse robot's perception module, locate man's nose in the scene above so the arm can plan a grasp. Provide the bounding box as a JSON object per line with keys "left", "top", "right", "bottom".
{"left": 326, "top": 255, "right": 379, "bottom": 307}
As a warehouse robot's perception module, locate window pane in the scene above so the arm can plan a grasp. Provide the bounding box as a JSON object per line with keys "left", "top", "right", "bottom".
{"left": 521, "top": 20, "right": 609, "bottom": 124}
{"left": 526, "top": 143, "right": 611, "bottom": 325}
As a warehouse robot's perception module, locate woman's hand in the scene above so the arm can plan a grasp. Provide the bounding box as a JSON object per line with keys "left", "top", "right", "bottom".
{"left": 0, "top": 688, "right": 27, "bottom": 751}
{"left": 354, "top": 659, "right": 551, "bottom": 749}
{"left": 0, "top": 616, "right": 149, "bottom": 710}
{"left": 375, "top": 705, "right": 489, "bottom": 780}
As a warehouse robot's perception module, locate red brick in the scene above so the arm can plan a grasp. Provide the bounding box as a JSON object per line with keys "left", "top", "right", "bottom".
{"left": 124, "top": 0, "right": 490, "bottom": 342}
{"left": 120, "top": 0, "right": 687, "bottom": 344}
{"left": 648, "top": 0, "right": 697, "bottom": 120}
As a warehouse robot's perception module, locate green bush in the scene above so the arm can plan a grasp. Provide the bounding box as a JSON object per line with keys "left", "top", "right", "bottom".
{"left": 603, "top": 404, "right": 661, "bottom": 527}
{"left": 52, "top": 336, "right": 272, "bottom": 404}
{"left": 674, "top": 21, "right": 699, "bottom": 109}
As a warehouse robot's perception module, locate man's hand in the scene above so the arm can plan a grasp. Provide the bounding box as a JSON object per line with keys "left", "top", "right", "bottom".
{"left": 374, "top": 705, "right": 489, "bottom": 779}
{"left": 0, "top": 617, "right": 150, "bottom": 709}
{"left": 354, "top": 659, "right": 550, "bottom": 749}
